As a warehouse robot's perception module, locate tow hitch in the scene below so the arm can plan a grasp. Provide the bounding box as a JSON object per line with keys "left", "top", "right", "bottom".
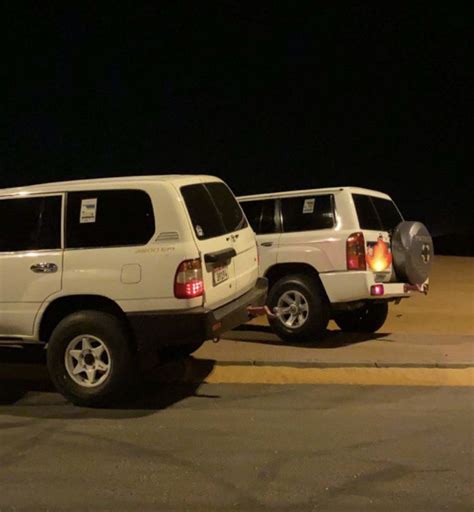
{"left": 404, "top": 283, "right": 429, "bottom": 295}
{"left": 246, "top": 305, "right": 276, "bottom": 319}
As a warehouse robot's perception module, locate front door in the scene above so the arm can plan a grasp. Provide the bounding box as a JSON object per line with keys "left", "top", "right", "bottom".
{"left": 240, "top": 199, "right": 280, "bottom": 277}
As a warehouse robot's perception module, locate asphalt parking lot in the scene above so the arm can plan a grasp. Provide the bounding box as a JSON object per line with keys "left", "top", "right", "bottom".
{"left": 1, "top": 327, "right": 473, "bottom": 511}
{"left": 0, "top": 380, "right": 473, "bottom": 511}
{"left": 0, "top": 256, "right": 473, "bottom": 510}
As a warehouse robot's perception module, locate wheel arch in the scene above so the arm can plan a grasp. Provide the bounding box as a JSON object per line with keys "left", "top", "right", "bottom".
{"left": 38, "top": 295, "right": 133, "bottom": 347}
{"left": 264, "top": 263, "right": 329, "bottom": 302}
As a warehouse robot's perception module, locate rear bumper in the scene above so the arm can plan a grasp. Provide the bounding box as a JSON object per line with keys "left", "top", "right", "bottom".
{"left": 127, "top": 277, "right": 268, "bottom": 352}
{"left": 320, "top": 271, "right": 418, "bottom": 303}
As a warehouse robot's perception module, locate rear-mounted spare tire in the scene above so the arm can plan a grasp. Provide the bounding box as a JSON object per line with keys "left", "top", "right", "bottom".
{"left": 391, "top": 221, "right": 433, "bottom": 285}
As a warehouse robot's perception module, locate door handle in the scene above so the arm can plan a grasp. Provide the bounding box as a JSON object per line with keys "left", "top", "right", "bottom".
{"left": 30, "top": 263, "right": 58, "bottom": 274}
{"left": 260, "top": 241, "right": 274, "bottom": 247}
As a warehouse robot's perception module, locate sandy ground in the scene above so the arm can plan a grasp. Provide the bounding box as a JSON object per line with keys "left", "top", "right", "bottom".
{"left": 252, "top": 256, "right": 474, "bottom": 336}
{"left": 373, "top": 256, "right": 474, "bottom": 335}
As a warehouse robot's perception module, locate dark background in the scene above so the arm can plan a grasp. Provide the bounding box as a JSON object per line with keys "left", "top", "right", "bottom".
{"left": 2, "top": 4, "right": 472, "bottom": 251}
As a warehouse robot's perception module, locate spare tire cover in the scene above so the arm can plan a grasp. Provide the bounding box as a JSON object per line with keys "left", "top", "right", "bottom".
{"left": 391, "top": 221, "right": 433, "bottom": 285}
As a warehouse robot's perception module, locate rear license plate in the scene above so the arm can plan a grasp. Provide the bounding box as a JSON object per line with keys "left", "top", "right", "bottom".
{"left": 213, "top": 266, "right": 229, "bottom": 286}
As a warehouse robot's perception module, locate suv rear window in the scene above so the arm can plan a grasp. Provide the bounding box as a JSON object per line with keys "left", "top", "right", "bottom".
{"left": 353, "top": 194, "right": 403, "bottom": 231}
{"left": 281, "top": 195, "right": 335, "bottom": 232}
{"left": 66, "top": 190, "right": 155, "bottom": 249}
{"left": 181, "top": 182, "right": 247, "bottom": 240}
{"left": 0, "top": 196, "right": 62, "bottom": 252}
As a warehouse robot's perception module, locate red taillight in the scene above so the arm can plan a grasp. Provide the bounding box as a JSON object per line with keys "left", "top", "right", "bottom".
{"left": 371, "top": 284, "right": 385, "bottom": 296}
{"left": 174, "top": 258, "right": 204, "bottom": 298}
{"left": 346, "top": 232, "right": 366, "bottom": 271}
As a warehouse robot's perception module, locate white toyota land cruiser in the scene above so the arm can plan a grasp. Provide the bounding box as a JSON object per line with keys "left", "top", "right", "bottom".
{"left": 239, "top": 187, "right": 433, "bottom": 343}
{"left": 0, "top": 175, "right": 267, "bottom": 405}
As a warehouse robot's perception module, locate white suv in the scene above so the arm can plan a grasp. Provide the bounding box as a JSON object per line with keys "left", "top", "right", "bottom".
{"left": 0, "top": 175, "right": 267, "bottom": 405}
{"left": 239, "top": 187, "right": 432, "bottom": 343}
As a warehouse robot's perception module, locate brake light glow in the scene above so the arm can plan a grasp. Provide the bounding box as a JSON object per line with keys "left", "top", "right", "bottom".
{"left": 174, "top": 258, "right": 204, "bottom": 298}
{"left": 346, "top": 232, "right": 366, "bottom": 271}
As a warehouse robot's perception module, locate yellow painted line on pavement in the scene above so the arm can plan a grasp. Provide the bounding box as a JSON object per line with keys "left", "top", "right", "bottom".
{"left": 196, "top": 366, "right": 474, "bottom": 387}
{"left": 1, "top": 363, "right": 473, "bottom": 387}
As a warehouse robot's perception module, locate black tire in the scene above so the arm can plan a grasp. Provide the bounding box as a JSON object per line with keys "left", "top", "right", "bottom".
{"left": 268, "top": 274, "right": 330, "bottom": 343}
{"left": 47, "top": 310, "right": 136, "bottom": 407}
{"left": 334, "top": 302, "right": 388, "bottom": 333}
{"left": 159, "top": 341, "right": 204, "bottom": 361}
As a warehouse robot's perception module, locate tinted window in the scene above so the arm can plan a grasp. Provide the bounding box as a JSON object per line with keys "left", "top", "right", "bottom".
{"left": 206, "top": 182, "right": 247, "bottom": 233}
{"left": 281, "top": 195, "right": 335, "bottom": 232}
{"left": 372, "top": 197, "right": 403, "bottom": 231}
{"left": 353, "top": 194, "right": 403, "bottom": 231}
{"left": 66, "top": 190, "right": 155, "bottom": 248}
{"left": 0, "top": 196, "right": 62, "bottom": 252}
{"left": 352, "top": 194, "right": 380, "bottom": 230}
{"left": 240, "top": 200, "right": 277, "bottom": 234}
{"left": 181, "top": 182, "right": 247, "bottom": 240}
{"left": 181, "top": 184, "right": 225, "bottom": 240}
{"left": 240, "top": 201, "right": 262, "bottom": 232}
{"left": 260, "top": 200, "right": 277, "bottom": 234}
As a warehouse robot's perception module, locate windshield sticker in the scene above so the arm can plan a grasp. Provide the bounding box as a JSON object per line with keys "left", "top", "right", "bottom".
{"left": 302, "top": 198, "right": 315, "bottom": 214}
{"left": 80, "top": 198, "right": 98, "bottom": 224}
{"left": 196, "top": 225, "right": 204, "bottom": 237}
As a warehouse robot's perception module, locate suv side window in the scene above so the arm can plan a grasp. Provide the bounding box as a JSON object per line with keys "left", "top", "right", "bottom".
{"left": 66, "top": 190, "right": 155, "bottom": 249}
{"left": 281, "top": 195, "right": 335, "bottom": 233}
{"left": 260, "top": 200, "right": 277, "bottom": 234}
{"left": 240, "top": 201, "right": 261, "bottom": 232}
{"left": 0, "top": 196, "right": 62, "bottom": 252}
{"left": 240, "top": 200, "right": 277, "bottom": 234}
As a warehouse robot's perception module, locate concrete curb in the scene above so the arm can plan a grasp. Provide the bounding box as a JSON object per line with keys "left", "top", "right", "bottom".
{"left": 1, "top": 362, "right": 473, "bottom": 389}
{"left": 210, "top": 360, "right": 474, "bottom": 369}
{"left": 1, "top": 360, "right": 473, "bottom": 383}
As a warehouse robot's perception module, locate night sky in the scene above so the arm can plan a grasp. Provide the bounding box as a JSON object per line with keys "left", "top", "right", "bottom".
{"left": 2, "top": 5, "right": 472, "bottom": 237}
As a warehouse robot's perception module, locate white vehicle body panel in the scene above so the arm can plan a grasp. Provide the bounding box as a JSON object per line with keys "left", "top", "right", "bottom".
{"left": 0, "top": 175, "right": 261, "bottom": 343}
{"left": 232, "top": 226, "right": 259, "bottom": 296}
{"left": 0, "top": 249, "right": 63, "bottom": 337}
{"left": 239, "top": 187, "right": 411, "bottom": 305}
{"left": 257, "top": 232, "right": 281, "bottom": 274}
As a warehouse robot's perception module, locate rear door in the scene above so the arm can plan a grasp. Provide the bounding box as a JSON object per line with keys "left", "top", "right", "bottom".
{"left": 240, "top": 199, "right": 280, "bottom": 276}
{"left": 0, "top": 195, "right": 63, "bottom": 337}
{"left": 63, "top": 189, "right": 158, "bottom": 303}
{"left": 352, "top": 194, "right": 403, "bottom": 278}
{"left": 180, "top": 182, "right": 239, "bottom": 309}
{"left": 205, "top": 182, "right": 259, "bottom": 296}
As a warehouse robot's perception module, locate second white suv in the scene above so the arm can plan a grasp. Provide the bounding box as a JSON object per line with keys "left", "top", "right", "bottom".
{"left": 0, "top": 175, "right": 267, "bottom": 405}
{"left": 239, "top": 187, "right": 432, "bottom": 342}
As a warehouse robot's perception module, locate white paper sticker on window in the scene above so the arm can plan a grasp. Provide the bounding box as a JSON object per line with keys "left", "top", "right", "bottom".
{"left": 302, "top": 198, "right": 315, "bottom": 214}
{"left": 80, "top": 198, "right": 98, "bottom": 224}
